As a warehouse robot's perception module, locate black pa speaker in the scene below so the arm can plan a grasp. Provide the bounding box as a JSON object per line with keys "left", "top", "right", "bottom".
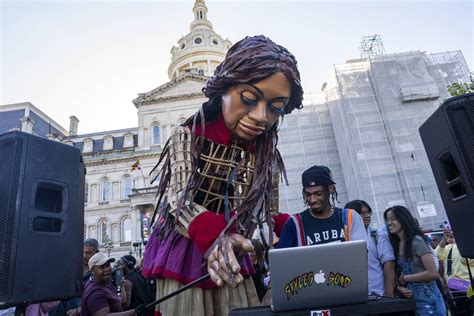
{"left": 419, "top": 93, "right": 474, "bottom": 258}
{"left": 0, "top": 131, "right": 85, "bottom": 307}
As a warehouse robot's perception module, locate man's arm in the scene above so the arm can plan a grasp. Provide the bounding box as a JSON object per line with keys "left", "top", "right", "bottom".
{"left": 348, "top": 210, "right": 367, "bottom": 243}
{"left": 276, "top": 218, "right": 298, "bottom": 249}
{"left": 435, "top": 240, "right": 449, "bottom": 262}
{"left": 122, "top": 279, "right": 132, "bottom": 309}
{"left": 382, "top": 261, "right": 396, "bottom": 297}
{"left": 376, "top": 227, "right": 396, "bottom": 297}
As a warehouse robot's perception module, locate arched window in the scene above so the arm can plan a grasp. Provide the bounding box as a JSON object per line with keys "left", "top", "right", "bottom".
{"left": 98, "top": 219, "right": 108, "bottom": 244}
{"left": 121, "top": 217, "right": 132, "bottom": 242}
{"left": 122, "top": 175, "right": 132, "bottom": 199}
{"left": 85, "top": 183, "right": 89, "bottom": 203}
{"left": 101, "top": 178, "right": 111, "bottom": 201}
{"left": 152, "top": 125, "right": 161, "bottom": 145}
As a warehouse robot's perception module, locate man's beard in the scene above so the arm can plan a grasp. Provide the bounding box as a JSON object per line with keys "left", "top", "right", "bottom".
{"left": 310, "top": 201, "right": 328, "bottom": 214}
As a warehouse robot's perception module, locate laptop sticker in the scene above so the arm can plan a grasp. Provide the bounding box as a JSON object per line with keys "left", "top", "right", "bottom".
{"left": 284, "top": 271, "right": 315, "bottom": 300}
{"left": 327, "top": 272, "right": 352, "bottom": 288}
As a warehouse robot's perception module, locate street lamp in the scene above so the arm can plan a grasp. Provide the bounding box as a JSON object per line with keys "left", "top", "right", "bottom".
{"left": 132, "top": 240, "right": 148, "bottom": 258}
{"left": 103, "top": 234, "right": 114, "bottom": 257}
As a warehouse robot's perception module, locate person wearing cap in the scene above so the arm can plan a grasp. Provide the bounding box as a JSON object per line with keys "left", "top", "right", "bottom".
{"left": 278, "top": 165, "right": 367, "bottom": 248}
{"left": 81, "top": 253, "right": 135, "bottom": 316}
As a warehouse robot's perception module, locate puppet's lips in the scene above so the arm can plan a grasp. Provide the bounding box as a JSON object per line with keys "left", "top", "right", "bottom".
{"left": 239, "top": 120, "right": 265, "bottom": 135}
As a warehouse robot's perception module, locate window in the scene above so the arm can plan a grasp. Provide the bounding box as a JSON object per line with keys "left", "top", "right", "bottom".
{"left": 91, "top": 184, "right": 98, "bottom": 203}
{"left": 121, "top": 217, "right": 132, "bottom": 242}
{"left": 212, "top": 39, "right": 218, "bottom": 45}
{"left": 180, "top": 43, "right": 186, "bottom": 50}
{"left": 122, "top": 175, "right": 132, "bottom": 199}
{"left": 197, "top": 69, "right": 204, "bottom": 75}
{"left": 194, "top": 37, "right": 202, "bottom": 44}
{"left": 98, "top": 219, "right": 108, "bottom": 244}
{"left": 85, "top": 183, "right": 89, "bottom": 203}
{"left": 101, "top": 178, "right": 111, "bottom": 201}
{"left": 152, "top": 125, "right": 161, "bottom": 145}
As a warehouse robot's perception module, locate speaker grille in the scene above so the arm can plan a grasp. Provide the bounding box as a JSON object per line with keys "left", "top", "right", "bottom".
{"left": 446, "top": 100, "right": 474, "bottom": 184}
{"left": 0, "top": 137, "right": 23, "bottom": 297}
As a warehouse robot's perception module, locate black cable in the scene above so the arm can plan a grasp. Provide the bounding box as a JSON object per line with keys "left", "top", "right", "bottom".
{"left": 466, "top": 258, "right": 474, "bottom": 290}
{"left": 144, "top": 274, "right": 210, "bottom": 310}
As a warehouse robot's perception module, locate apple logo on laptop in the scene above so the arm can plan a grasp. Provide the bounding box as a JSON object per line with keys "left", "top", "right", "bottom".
{"left": 314, "top": 270, "right": 326, "bottom": 284}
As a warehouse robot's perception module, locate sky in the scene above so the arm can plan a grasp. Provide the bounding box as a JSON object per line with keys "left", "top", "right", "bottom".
{"left": 1, "top": 0, "right": 473, "bottom": 134}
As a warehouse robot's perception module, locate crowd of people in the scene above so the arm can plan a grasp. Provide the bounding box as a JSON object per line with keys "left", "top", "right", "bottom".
{"left": 62, "top": 239, "right": 154, "bottom": 316}
{"left": 248, "top": 165, "right": 473, "bottom": 316}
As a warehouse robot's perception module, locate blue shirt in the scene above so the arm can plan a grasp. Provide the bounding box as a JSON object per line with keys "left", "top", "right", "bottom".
{"left": 278, "top": 207, "right": 367, "bottom": 248}
{"left": 367, "top": 226, "right": 395, "bottom": 296}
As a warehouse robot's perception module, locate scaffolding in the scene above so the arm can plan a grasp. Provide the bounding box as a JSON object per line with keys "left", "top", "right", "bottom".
{"left": 277, "top": 37, "right": 471, "bottom": 228}
{"left": 324, "top": 46, "right": 471, "bottom": 229}
{"left": 359, "top": 35, "right": 385, "bottom": 59}
{"left": 428, "top": 51, "right": 471, "bottom": 85}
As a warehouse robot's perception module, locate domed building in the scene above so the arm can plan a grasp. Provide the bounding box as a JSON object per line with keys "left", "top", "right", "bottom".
{"left": 168, "top": 0, "right": 232, "bottom": 80}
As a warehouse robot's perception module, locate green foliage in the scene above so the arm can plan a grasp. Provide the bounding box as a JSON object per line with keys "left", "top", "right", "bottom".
{"left": 447, "top": 79, "right": 474, "bottom": 97}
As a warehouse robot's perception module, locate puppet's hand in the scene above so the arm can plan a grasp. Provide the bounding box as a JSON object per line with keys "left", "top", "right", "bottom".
{"left": 207, "top": 233, "right": 254, "bottom": 288}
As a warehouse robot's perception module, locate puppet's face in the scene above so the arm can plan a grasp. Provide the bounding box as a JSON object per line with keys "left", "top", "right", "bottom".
{"left": 221, "top": 72, "right": 292, "bottom": 141}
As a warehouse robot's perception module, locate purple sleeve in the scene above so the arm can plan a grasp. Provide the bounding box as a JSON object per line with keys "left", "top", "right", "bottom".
{"left": 277, "top": 218, "right": 298, "bottom": 249}
{"left": 85, "top": 289, "right": 109, "bottom": 315}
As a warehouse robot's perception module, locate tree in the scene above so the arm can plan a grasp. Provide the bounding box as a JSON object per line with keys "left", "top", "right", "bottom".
{"left": 447, "top": 74, "right": 474, "bottom": 96}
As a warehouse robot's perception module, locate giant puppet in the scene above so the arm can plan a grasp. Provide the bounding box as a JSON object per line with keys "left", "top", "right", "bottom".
{"left": 143, "top": 35, "right": 304, "bottom": 315}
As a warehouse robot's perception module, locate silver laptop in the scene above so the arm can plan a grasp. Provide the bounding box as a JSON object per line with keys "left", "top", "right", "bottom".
{"left": 269, "top": 240, "right": 368, "bottom": 312}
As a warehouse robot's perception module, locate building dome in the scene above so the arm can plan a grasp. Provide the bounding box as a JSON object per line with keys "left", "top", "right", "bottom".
{"left": 168, "top": 0, "right": 232, "bottom": 80}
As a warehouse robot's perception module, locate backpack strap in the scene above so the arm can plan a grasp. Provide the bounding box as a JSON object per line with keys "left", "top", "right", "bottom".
{"left": 342, "top": 208, "right": 353, "bottom": 241}
{"left": 370, "top": 229, "right": 378, "bottom": 246}
{"left": 290, "top": 214, "right": 306, "bottom": 247}
{"left": 447, "top": 247, "right": 454, "bottom": 276}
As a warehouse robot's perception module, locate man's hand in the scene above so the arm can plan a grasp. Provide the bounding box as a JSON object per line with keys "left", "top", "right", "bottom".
{"left": 207, "top": 233, "right": 254, "bottom": 288}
